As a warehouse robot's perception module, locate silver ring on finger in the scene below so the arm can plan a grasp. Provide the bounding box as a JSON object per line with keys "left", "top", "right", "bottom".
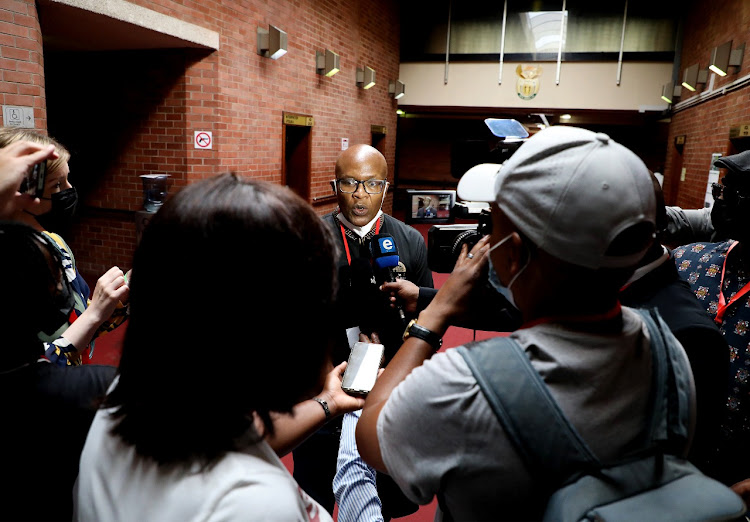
{"left": 467, "top": 253, "right": 474, "bottom": 259}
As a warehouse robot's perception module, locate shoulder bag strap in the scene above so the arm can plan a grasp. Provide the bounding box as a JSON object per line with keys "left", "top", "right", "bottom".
{"left": 632, "top": 309, "right": 669, "bottom": 445}
{"left": 458, "top": 338, "right": 599, "bottom": 491}
{"left": 635, "top": 308, "right": 692, "bottom": 448}
{"left": 42, "top": 231, "right": 77, "bottom": 272}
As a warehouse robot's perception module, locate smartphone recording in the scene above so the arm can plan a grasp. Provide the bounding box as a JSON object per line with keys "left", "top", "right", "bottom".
{"left": 19, "top": 161, "right": 47, "bottom": 198}
{"left": 342, "top": 341, "right": 384, "bottom": 397}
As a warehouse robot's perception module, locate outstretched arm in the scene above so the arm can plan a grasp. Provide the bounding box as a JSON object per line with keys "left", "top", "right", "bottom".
{"left": 59, "top": 266, "right": 129, "bottom": 359}
{"left": 357, "top": 236, "right": 491, "bottom": 471}
{"left": 265, "top": 361, "right": 366, "bottom": 456}
{"left": 381, "top": 259, "right": 521, "bottom": 332}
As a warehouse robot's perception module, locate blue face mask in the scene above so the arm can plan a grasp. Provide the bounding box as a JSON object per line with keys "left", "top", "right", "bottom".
{"left": 487, "top": 233, "right": 528, "bottom": 308}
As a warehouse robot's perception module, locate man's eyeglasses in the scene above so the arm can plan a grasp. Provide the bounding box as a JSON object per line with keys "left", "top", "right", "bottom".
{"left": 712, "top": 182, "right": 750, "bottom": 204}
{"left": 334, "top": 178, "right": 388, "bottom": 194}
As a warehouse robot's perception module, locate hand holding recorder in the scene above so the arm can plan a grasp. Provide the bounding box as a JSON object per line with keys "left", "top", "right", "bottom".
{"left": 318, "top": 360, "right": 368, "bottom": 413}
{"left": 0, "top": 141, "right": 57, "bottom": 219}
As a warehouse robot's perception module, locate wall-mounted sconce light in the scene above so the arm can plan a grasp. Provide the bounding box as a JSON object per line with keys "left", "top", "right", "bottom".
{"left": 709, "top": 41, "right": 745, "bottom": 76}
{"left": 560, "top": 114, "right": 572, "bottom": 120}
{"left": 681, "top": 63, "right": 709, "bottom": 91}
{"left": 257, "top": 25, "right": 287, "bottom": 60}
{"left": 660, "top": 82, "right": 682, "bottom": 104}
{"left": 316, "top": 49, "right": 340, "bottom": 77}
{"left": 388, "top": 80, "right": 405, "bottom": 99}
{"left": 356, "top": 66, "right": 376, "bottom": 89}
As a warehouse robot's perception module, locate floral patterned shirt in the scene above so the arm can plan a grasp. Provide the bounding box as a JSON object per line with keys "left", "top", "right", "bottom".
{"left": 674, "top": 240, "right": 750, "bottom": 457}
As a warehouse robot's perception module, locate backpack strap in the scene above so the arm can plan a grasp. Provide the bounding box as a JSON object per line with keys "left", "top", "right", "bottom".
{"left": 458, "top": 337, "right": 599, "bottom": 491}
{"left": 634, "top": 308, "right": 670, "bottom": 446}
{"left": 634, "top": 308, "right": 692, "bottom": 450}
{"left": 458, "top": 309, "right": 691, "bottom": 491}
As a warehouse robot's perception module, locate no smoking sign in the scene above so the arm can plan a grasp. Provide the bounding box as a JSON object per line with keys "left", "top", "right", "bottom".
{"left": 194, "top": 131, "right": 213, "bottom": 149}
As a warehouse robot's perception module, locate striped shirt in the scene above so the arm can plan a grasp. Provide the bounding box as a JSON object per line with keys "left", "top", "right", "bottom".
{"left": 333, "top": 410, "right": 384, "bottom": 522}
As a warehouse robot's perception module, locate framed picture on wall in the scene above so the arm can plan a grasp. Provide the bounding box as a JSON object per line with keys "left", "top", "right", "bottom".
{"left": 405, "top": 189, "right": 456, "bottom": 224}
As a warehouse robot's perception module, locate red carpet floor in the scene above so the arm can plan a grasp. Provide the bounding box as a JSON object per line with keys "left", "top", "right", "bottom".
{"left": 88, "top": 223, "right": 508, "bottom": 521}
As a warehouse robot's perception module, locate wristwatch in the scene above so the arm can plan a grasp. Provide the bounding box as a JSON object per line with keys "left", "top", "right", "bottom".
{"left": 403, "top": 319, "right": 443, "bottom": 351}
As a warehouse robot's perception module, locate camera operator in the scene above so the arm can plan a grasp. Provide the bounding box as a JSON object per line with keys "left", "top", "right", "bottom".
{"left": 355, "top": 126, "right": 682, "bottom": 520}
{"left": 381, "top": 206, "right": 522, "bottom": 333}
{"left": 381, "top": 272, "right": 522, "bottom": 333}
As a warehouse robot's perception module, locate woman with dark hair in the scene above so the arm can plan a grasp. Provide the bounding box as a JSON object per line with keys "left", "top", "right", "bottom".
{"left": 75, "top": 174, "right": 363, "bottom": 520}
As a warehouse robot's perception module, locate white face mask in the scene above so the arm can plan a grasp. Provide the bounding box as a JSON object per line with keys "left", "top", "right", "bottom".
{"left": 487, "top": 233, "right": 528, "bottom": 308}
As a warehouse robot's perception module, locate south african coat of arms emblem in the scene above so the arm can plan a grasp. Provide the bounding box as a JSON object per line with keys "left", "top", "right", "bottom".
{"left": 516, "top": 64, "right": 542, "bottom": 100}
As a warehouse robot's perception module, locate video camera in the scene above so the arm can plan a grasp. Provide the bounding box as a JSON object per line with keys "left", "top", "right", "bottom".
{"left": 427, "top": 203, "right": 492, "bottom": 273}
{"left": 427, "top": 118, "right": 528, "bottom": 273}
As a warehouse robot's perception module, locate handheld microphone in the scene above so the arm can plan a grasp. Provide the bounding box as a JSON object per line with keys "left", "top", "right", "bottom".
{"left": 370, "top": 234, "right": 399, "bottom": 270}
{"left": 369, "top": 233, "right": 407, "bottom": 323}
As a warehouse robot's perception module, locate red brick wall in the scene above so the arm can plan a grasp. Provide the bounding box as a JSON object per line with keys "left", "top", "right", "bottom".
{"left": 43, "top": 48, "right": 195, "bottom": 277}
{"left": 19, "top": 0, "right": 401, "bottom": 277}
{"left": 0, "top": 0, "right": 45, "bottom": 128}
{"left": 663, "top": 0, "right": 750, "bottom": 208}
{"left": 116, "top": 0, "right": 401, "bottom": 193}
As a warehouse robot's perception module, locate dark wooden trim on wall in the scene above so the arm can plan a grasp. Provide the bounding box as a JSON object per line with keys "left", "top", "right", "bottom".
{"left": 396, "top": 106, "right": 668, "bottom": 127}
{"left": 400, "top": 51, "right": 675, "bottom": 62}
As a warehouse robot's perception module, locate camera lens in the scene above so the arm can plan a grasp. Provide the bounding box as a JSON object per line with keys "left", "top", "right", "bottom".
{"left": 452, "top": 229, "right": 484, "bottom": 260}
{"left": 427, "top": 222, "right": 488, "bottom": 273}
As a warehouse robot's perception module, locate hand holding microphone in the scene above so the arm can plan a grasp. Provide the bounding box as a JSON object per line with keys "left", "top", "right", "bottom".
{"left": 369, "top": 233, "right": 407, "bottom": 323}
{"left": 380, "top": 279, "right": 419, "bottom": 314}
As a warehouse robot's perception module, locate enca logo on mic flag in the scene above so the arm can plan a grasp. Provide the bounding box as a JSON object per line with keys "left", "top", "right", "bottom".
{"left": 378, "top": 237, "right": 396, "bottom": 254}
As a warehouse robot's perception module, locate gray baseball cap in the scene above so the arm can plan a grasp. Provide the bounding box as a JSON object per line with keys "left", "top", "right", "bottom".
{"left": 457, "top": 126, "right": 656, "bottom": 270}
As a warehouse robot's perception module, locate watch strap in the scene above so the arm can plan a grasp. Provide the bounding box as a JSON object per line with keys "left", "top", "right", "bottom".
{"left": 404, "top": 319, "right": 443, "bottom": 351}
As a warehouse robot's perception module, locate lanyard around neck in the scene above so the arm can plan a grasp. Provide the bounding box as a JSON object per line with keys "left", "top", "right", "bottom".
{"left": 339, "top": 218, "right": 381, "bottom": 266}
{"left": 714, "top": 241, "right": 750, "bottom": 324}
